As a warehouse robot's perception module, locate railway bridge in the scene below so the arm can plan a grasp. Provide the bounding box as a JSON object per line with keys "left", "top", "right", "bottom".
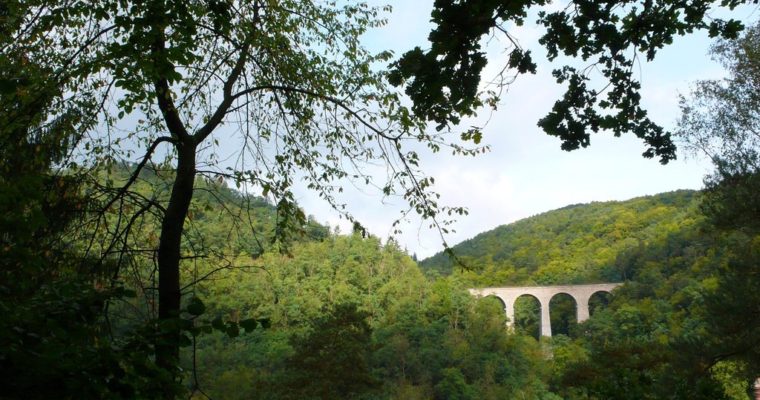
{"left": 469, "top": 283, "right": 622, "bottom": 337}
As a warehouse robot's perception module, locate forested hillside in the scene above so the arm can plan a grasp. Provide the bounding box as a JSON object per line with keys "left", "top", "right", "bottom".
{"left": 91, "top": 165, "right": 557, "bottom": 399}
{"left": 421, "top": 190, "right": 701, "bottom": 285}
{"left": 7, "top": 159, "right": 756, "bottom": 399}
{"left": 413, "top": 188, "right": 759, "bottom": 399}
{"left": 173, "top": 180, "right": 756, "bottom": 399}
{"left": 6, "top": 1, "right": 760, "bottom": 399}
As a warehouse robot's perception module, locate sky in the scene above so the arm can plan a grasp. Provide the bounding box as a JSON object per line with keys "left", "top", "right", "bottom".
{"left": 286, "top": 1, "right": 760, "bottom": 259}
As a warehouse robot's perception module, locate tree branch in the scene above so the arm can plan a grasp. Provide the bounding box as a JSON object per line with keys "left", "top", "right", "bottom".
{"left": 193, "top": 1, "right": 262, "bottom": 143}
{"left": 151, "top": 21, "right": 192, "bottom": 143}
{"left": 231, "top": 84, "right": 402, "bottom": 141}
{"left": 101, "top": 136, "right": 175, "bottom": 213}
{"left": 193, "top": 41, "right": 252, "bottom": 143}
{"left": 154, "top": 77, "right": 192, "bottom": 142}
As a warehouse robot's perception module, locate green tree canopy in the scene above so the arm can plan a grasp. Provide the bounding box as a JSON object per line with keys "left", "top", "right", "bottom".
{"left": 7, "top": 1, "right": 471, "bottom": 382}
{"left": 677, "top": 19, "right": 760, "bottom": 376}
{"left": 391, "top": 0, "right": 750, "bottom": 163}
{"left": 678, "top": 20, "right": 760, "bottom": 232}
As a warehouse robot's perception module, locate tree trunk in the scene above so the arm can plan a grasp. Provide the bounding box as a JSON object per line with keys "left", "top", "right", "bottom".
{"left": 156, "top": 140, "right": 196, "bottom": 381}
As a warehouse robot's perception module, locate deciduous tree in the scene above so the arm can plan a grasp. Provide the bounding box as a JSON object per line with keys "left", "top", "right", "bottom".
{"left": 8, "top": 1, "right": 471, "bottom": 388}
{"left": 392, "top": 0, "right": 751, "bottom": 163}
{"left": 677, "top": 19, "right": 760, "bottom": 379}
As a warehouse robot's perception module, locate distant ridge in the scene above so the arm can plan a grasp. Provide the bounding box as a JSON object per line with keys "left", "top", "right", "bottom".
{"left": 420, "top": 190, "right": 701, "bottom": 285}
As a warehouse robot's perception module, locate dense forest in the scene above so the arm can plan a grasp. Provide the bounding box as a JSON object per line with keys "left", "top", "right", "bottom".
{"left": 183, "top": 186, "right": 758, "bottom": 399}
{"left": 3, "top": 164, "right": 558, "bottom": 399}
{"left": 3, "top": 1, "right": 760, "bottom": 399}
{"left": 4, "top": 159, "right": 758, "bottom": 399}
{"left": 421, "top": 188, "right": 758, "bottom": 398}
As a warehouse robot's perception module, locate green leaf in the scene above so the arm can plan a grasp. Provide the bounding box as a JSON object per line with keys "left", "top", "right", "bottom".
{"left": 472, "top": 131, "right": 482, "bottom": 145}
{"left": 186, "top": 296, "right": 205, "bottom": 316}
{"left": 0, "top": 79, "right": 16, "bottom": 94}
{"left": 225, "top": 323, "right": 239, "bottom": 338}
{"left": 178, "top": 333, "right": 192, "bottom": 348}
{"left": 239, "top": 318, "right": 258, "bottom": 332}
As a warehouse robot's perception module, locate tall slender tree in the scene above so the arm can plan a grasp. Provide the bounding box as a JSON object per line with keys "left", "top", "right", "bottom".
{"left": 677, "top": 20, "right": 760, "bottom": 376}
{"left": 7, "top": 1, "right": 758, "bottom": 393}
{"left": 7, "top": 2, "right": 472, "bottom": 388}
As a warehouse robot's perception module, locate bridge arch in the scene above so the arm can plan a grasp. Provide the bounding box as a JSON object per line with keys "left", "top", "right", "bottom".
{"left": 549, "top": 292, "right": 578, "bottom": 336}
{"left": 513, "top": 294, "right": 541, "bottom": 339}
{"left": 588, "top": 290, "right": 613, "bottom": 316}
{"left": 469, "top": 283, "right": 622, "bottom": 337}
{"left": 483, "top": 294, "right": 507, "bottom": 310}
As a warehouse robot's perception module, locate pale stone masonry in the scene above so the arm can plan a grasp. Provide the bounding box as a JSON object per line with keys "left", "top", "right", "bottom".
{"left": 469, "top": 283, "right": 622, "bottom": 337}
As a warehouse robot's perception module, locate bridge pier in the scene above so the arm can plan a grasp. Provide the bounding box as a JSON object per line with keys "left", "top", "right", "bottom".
{"left": 504, "top": 296, "right": 515, "bottom": 331}
{"left": 576, "top": 294, "right": 591, "bottom": 323}
{"left": 539, "top": 296, "right": 552, "bottom": 337}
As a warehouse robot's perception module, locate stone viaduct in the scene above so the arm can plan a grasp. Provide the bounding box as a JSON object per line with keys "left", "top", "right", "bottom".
{"left": 469, "top": 283, "right": 622, "bottom": 337}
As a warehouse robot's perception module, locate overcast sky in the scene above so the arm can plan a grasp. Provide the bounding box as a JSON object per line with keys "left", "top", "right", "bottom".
{"left": 285, "top": 2, "right": 760, "bottom": 259}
